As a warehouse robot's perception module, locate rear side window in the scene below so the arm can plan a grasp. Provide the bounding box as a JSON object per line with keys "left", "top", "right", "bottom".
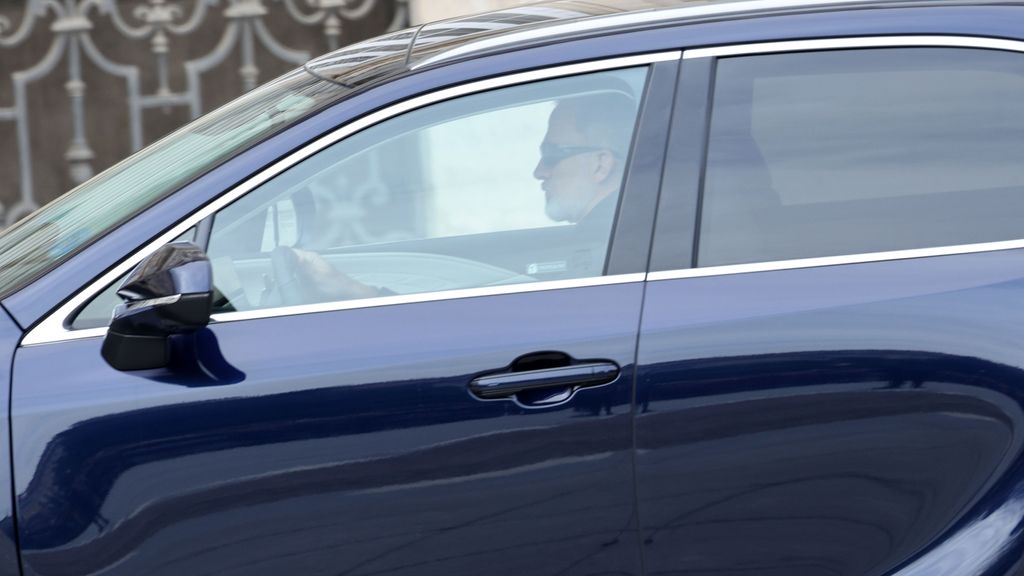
{"left": 698, "top": 47, "right": 1024, "bottom": 267}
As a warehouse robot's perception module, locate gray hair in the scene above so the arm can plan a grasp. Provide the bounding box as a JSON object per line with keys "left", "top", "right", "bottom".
{"left": 556, "top": 92, "right": 639, "bottom": 158}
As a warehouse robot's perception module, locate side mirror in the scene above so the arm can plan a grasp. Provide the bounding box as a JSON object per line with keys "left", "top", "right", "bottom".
{"left": 101, "top": 242, "right": 213, "bottom": 371}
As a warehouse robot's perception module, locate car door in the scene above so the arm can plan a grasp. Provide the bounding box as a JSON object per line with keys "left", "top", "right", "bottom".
{"left": 10, "top": 53, "right": 678, "bottom": 576}
{"left": 637, "top": 38, "right": 1024, "bottom": 576}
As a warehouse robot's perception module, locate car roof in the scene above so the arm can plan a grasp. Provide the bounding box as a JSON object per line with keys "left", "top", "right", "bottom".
{"left": 303, "top": 0, "right": 1013, "bottom": 87}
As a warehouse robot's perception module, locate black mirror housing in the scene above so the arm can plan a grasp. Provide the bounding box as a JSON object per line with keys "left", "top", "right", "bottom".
{"left": 101, "top": 242, "right": 213, "bottom": 371}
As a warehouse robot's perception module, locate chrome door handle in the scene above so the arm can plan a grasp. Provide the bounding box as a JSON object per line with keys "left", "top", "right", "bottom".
{"left": 469, "top": 362, "right": 619, "bottom": 399}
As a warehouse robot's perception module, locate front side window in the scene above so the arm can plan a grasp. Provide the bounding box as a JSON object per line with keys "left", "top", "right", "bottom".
{"left": 206, "top": 67, "right": 648, "bottom": 312}
{"left": 697, "top": 47, "right": 1024, "bottom": 267}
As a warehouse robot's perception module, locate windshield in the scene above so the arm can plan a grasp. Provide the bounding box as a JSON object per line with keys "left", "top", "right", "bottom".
{"left": 0, "top": 68, "right": 342, "bottom": 299}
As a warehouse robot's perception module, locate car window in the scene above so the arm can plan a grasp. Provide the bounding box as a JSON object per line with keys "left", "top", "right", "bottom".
{"left": 205, "top": 67, "right": 648, "bottom": 312}
{"left": 0, "top": 69, "right": 342, "bottom": 301}
{"left": 697, "top": 47, "right": 1024, "bottom": 267}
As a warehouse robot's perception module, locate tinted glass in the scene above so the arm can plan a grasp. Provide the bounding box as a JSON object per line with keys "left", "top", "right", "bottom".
{"left": 206, "top": 67, "right": 648, "bottom": 312}
{"left": 0, "top": 69, "right": 340, "bottom": 299}
{"left": 698, "top": 48, "right": 1024, "bottom": 267}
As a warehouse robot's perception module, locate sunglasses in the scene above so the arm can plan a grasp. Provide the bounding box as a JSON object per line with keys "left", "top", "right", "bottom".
{"left": 538, "top": 143, "right": 607, "bottom": 168}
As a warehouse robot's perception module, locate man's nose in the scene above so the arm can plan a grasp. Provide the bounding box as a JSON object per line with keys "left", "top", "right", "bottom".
{"left": 533, "top": 158, "right": 548, "bottom": 180}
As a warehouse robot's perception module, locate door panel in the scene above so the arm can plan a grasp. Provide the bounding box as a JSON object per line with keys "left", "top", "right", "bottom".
{"left": 14, "top": 285, "right": 642, "bottom": 576}
{"left": 637, "top": 38, "right": 1024, "bottom": 576}
{"left": 10, "top": 52, "right": 678, "bottom": 576}
{"left": 635, "top": 250, "right": 1024, "bottom": 575}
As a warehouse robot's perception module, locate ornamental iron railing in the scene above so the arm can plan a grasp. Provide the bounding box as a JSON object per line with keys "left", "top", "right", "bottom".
{"left": 0, "top": 0, "right": 406, "bottom": 227}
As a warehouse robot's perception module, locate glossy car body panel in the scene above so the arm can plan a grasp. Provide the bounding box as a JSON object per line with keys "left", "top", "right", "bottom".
{"left": 636, "top": 250, "right": 1024, "bottom": 575}
{"left": 14, "top": 286, "right": 644, "bottom": 576}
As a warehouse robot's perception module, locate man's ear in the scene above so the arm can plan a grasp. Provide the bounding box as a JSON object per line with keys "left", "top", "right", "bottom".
{"left": 592, "top": 149, "right": 616, "bottom": 182}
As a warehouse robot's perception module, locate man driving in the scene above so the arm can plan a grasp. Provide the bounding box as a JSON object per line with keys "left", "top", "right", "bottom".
{"left": 280, "top": 90, "right": 638, "bottom": 302}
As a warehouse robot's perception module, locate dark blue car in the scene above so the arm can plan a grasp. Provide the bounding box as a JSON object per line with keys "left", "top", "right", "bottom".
{"left": 1, "top": 0, "right": 1024, "bottom": 574}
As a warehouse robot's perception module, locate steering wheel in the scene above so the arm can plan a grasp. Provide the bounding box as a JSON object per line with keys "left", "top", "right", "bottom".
{"left": 267, "top": 247, "right": 535, "bottom": 307}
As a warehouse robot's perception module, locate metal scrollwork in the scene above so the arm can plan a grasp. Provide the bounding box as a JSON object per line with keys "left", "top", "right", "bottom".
{"left": 278, "top": 0, "right": 379, "bottom": 50}
{"left": 0, "top": 0, "right": 406, "bottom": 227}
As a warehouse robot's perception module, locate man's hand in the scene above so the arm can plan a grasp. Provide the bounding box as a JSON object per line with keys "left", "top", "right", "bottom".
{"left": 288, "top": 247, "right": 383, "bottom": 301}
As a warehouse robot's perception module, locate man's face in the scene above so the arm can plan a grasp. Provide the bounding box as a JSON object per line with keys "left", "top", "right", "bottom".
{"left": 533, "top": 104, "right": 607, "bottom": 223}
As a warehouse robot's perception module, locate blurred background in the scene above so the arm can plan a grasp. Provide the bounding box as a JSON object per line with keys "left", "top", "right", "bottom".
{"left": 0, "top": 0, "right": 535, "bottom": 229}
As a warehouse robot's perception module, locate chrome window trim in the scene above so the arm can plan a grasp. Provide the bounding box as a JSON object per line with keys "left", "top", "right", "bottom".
{"left": 683, "top": 35, "right": 1024, "bottom": 59}
{"left": 21, "top": 51, "right": 679, "bottom": 347}
{"left": 27, "top": 273, "right": 647, "bottom": 345}
{"left": 43, "top": 235, "right": 1024, "bottom": 345}
{"left": 411, "top": 0, "right": 886, "bottom": 70}
{"left": 649, "top": 239, "right": 1024, "bottom": 283}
